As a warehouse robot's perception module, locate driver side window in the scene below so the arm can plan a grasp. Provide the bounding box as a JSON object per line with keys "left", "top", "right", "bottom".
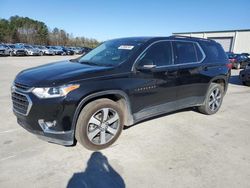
{"left": 139, "top": 41, "right": 173, "bottom": 67}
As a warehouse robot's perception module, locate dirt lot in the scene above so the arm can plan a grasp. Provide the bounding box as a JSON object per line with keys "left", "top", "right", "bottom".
{"left": 0, "top": 56, "right": 250, "bottom": 188}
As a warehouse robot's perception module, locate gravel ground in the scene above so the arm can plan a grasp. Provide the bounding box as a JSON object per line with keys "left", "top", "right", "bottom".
{"left": 0, "top": 56, "right": 250, "bottom": 188}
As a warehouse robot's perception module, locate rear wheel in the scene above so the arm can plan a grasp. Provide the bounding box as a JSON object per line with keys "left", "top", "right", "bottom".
{"left": 197, "top": 83, "right": 224, "bottom": 115}
{"left": 75, "top": 99, "right": 124, "bottom": 150}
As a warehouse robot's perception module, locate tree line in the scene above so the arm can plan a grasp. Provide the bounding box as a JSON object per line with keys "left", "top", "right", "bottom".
{"left": 0, "top": 16, "right": 100, "bottom": 48}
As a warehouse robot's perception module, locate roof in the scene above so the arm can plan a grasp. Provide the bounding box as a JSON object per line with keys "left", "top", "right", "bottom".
{"left": 109, "top": 36, "right": 214, "bottom": 43}
{"left": 173, "top": 29, "right": 250, "bottom": 35}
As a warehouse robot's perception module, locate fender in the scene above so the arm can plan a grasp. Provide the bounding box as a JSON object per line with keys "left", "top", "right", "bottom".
{"left": 209, "top": 74, "right": 229, "bottom": 92}
{"left": 71, "top": 90, "right": 134, "bottom": 135}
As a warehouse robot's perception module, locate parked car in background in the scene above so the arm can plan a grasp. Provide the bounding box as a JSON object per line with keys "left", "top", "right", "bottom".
{"left": 47, "top": 46, "right": 65, "bottom": 55}
{"left": 241, "top": 53, "right": 250, "bottom": 58}
{"left": 81, "top": 47, "right": 92, "bottom": 55}
{"left": 12, "top": 36, "right": 231, "bottom": 150}
{"left": 69, "top": 47, "right": 82, "bottom": 54}
{"left": 35, "top": 45, "right": 55, "bottom": 55}
{"left": 23, "top": 45, "right": 41, "bottom": 56}
{"left": 228, "top": 53, "right": 250, "bottom": 69}
{"left": 227, "top": 52, "right": 238, "bottom": 65}
{"left": 7, "top": 44, "right": 26, "bottom": 56}
{"left": 0, "top": 44, "right": 13, "bottom": 56}
{"left": 57, "top": 46, "right": 75, "bottom": 55}
{"left": 0, "top": 44, "right": 6, "bottom": 56}
{"left": 239, "top": 63, "right": 250, "bottom": 86}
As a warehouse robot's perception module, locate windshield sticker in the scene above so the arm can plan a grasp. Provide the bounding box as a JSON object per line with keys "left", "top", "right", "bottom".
{"left": 118, "top": 45, "right": 134, "bottom": 50}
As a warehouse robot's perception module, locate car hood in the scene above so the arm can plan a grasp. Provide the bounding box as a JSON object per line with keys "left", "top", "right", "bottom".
{"left": 15, "top": 60, "right": 113, "bottom": 86}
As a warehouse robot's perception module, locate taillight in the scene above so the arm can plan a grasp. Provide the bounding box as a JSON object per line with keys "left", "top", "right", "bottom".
{"left": 226, "top": 63, "right": 233, "bottom": 69}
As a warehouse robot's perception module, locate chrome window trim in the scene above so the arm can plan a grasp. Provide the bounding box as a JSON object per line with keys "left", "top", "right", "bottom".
{"left": 12, "top": 90, "right": 33, "bottom": 116}
{"left": 132, "top": 39, "right": 206, "bottom": 71}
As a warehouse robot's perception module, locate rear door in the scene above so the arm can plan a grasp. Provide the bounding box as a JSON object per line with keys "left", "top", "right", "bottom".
{"left": 172, "top": 41, "right": 207, "bottom": 106}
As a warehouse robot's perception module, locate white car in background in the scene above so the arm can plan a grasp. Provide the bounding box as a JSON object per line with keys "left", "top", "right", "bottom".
{"left": 7, "top": 44, "right": 27, "bottom": 56}
{"left": 35, "top": 45, "right": 55, "bottom": 55}
{"left": 0, "top": 44, "right": 13, "bottom": 56}
{"left": 23, "top": 45, "right": 41, "bottom": 56}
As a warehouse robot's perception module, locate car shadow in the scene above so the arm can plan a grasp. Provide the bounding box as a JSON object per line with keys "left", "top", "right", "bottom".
{"left": 67, "top": 152, "right": 125, "bottom": 188}
{"left": 229, "top": 74, "right": 243, "bottom": 86}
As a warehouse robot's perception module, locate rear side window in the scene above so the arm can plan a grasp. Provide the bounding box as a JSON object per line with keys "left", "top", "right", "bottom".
{"left": 173, "top": 41, "right": 203, "bottom": 64}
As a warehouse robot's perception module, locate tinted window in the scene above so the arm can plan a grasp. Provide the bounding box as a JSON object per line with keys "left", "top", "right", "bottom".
{"left": 139, "top": 41, "right": 173, "bottom": 67}
{"left": 195, "top": 44, "right": 203, "bottom": 61}
{"left": 200, "top": 42, "right": 227, "bottom": 62}
{"left": 173, "top": 41, "right": 199, "bottom": 64}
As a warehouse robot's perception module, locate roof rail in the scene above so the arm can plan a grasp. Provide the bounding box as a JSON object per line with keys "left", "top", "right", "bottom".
{"left": 170, "top": 35, "right": 213, "bottom": 42}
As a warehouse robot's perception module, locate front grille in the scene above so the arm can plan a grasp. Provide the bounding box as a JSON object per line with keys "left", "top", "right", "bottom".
{"left": 14, "top": 82, "right": 31, "bottom": 91}
{"left": 12, "top": 91, "right": 31, "bottom": 115}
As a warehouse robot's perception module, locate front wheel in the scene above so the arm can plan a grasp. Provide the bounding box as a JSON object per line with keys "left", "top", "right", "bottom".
{"left": 75, "top": 99, "right": 124, "bottom": 150}
{"left": 197, "top": 83, "right": 224, "bottom": 115}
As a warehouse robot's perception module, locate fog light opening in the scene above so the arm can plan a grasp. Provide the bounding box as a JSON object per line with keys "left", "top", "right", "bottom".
{"left": 38, "top": 119, "right": 57, "bottom": 131}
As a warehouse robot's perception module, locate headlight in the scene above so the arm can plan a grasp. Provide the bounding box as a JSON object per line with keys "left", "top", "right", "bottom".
{"left": 32, "top": 84, "right": 80, "bottom": 98}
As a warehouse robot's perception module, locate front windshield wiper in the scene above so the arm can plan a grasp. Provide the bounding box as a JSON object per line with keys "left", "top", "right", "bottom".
{"left": 69, "top": 58, "right": 79, "bottom": 62}
{"left": 79, "top": 61, "right": 99, "bottom": 66}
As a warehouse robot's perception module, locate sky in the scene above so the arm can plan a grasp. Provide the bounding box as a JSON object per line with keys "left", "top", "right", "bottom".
{"left": 0, "top": 0, "right": 250, "bottom": 41}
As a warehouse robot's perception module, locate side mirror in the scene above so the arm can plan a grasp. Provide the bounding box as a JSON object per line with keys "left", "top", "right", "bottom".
{"left": 136, "top": 59, "right": 156, "bottom": 71}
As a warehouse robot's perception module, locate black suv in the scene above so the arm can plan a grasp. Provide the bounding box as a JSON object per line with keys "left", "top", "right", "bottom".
{"left": 12, "top": 36, "right": 231, "bottom": 150}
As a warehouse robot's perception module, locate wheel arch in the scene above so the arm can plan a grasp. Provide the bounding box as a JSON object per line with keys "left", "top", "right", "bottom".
{"left": 71, "top": 90, "right": 134, "bottom": 135}
{"left": 209, "top": 76, "right": 228, "bottom": 93}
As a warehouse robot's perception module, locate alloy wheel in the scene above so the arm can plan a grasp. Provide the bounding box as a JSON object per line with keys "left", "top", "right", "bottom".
{"left": 86, "top": 108, "right": 120, "bottom": 145}
{"left": 209, "top": 88, "right": 222, "bottom": 111}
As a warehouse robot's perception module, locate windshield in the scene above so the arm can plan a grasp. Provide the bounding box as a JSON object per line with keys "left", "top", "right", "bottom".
{"left": 15, "top": 45, "right": 24, "bottom": 49}
{"left": 78, "top": 39, "right": 143, "bottom": 66}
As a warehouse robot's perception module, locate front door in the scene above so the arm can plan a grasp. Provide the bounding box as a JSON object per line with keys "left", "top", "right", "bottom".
{"left": 130, "top": 41, "right": 179, "bottom": 120}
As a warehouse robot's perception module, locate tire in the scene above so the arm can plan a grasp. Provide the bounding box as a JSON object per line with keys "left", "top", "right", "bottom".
{"left": 75, "top": 98, "right": 124, "bottom": 150}
{"left": 243, "top": 81, "right": 250, "bottom": 86}
{"left": 39, "top": 51, "right": 43, "bottom": 56}
{"left": 197, "top": 83, "right": 224, "bottom": 115}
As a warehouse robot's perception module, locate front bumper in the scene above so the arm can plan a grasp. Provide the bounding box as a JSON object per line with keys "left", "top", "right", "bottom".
{"left": 12, "top": 88, "right": 77, "bottom": 145}
{"left": 17, "top": 116, "right": 74, "bottom": 145}
{"left": 15, "top": 51, "right": 26, "bottom": 56}
{"left": 27, "top": 51, "right": 40, "bottom": 56}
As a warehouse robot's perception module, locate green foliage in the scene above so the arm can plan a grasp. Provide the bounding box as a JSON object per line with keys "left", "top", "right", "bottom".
{"left": 0, "top": 15, "right": 99, "bottom": 48}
